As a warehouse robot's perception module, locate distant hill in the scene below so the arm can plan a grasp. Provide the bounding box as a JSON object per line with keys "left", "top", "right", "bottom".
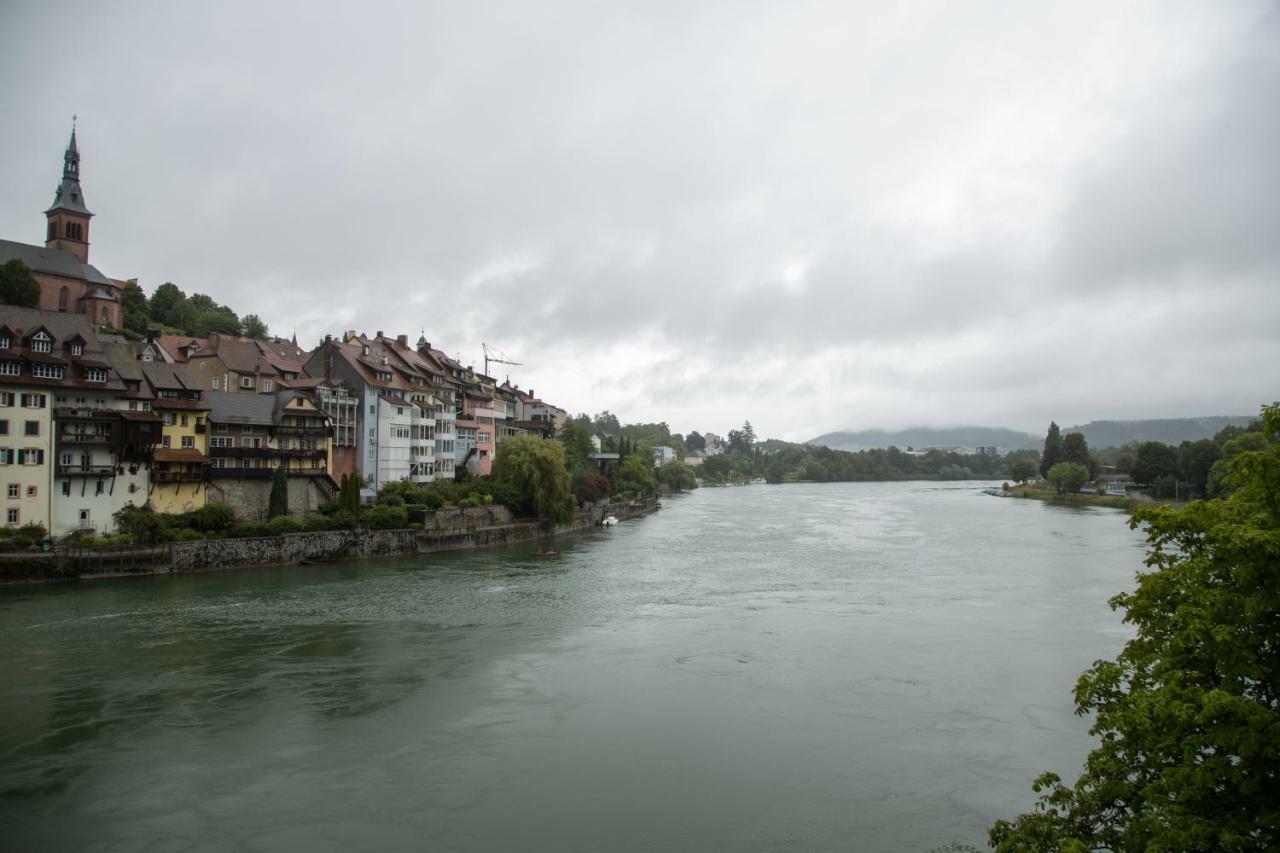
{"left": 806, "top": 426, "right": 1039, "bottom": 452}
{"left": 807, "top": 416, "right": 1256, "bottom": 452}
{"left": 1064, "top": 416, "right": 1255, "bottom": 448}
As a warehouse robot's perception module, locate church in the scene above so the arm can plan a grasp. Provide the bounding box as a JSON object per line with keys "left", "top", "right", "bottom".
{"left": 0, "top": 126, "right": 125, "bottom": 328}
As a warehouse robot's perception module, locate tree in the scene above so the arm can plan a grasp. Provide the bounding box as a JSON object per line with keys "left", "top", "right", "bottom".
{"left": 991, "top": 404, "right": 1280, "bottom": 852}
{"left": 1046, "top": 461, "right": 1089, "bottom": 494}
{"left": 612, "top": 455, "right": 659, "bottom": 497}
{"left": 148, "top": 282, "right": 193, "bottom": 328}
{"left": 592, "top": 410, "right": 621, "bottom": 435}
{"left": 1131, "top": 441, "right": 1179, "bottom": 486}
{"left": 491, "top": 434, "right": 574, "bottom": 525}
{"left": 656, "top": 460, "right": 697, "bottom": 492}
{"left": 337, "top": 473, "right": 362, "bottom": 515}
{"left": 0, "top": 259, "right": 41, "bottom": 307}
{"left": 119, "top": 280, "right": 150, "bottom": 336}
{"left": 1008, "top": 459, "right": 1037, "bottom": 484}
{"left": 685, "top": 431, "right": 707, "bottom": 452}
{"left": 242, "top": 314, "right": 268, "bottom": 339}
{"left": 557, "top": 420, "right": 595, "bottom": 472}
{"left": 268, "top": 465, "right": 289, "bottom": 519}
{"left": 1039, "top": 422, "right": 1063, "bottom": 478}
{"left": 571, "top": 469, "right": 610, "bottom": 504}
{"left": 1177, "top": 439, "right": 1222, "bottom": 498}
{"left": 1061, "top": 432, "right": 1090, "bottom": 471}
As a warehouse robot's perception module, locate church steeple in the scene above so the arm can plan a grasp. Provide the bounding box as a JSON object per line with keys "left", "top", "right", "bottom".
{"left": 45, "top": 120, "right": 93, "bottom": 263}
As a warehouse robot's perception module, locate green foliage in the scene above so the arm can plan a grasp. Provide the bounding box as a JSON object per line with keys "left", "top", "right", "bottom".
{"left": 242, "top": 314, "right": 268, "bottom": 338}
{"left": 557, "top": 420, "right": 596, "bottom": 472}
{"left": 114, "top": 504, "right": 168, "bottom": 545}
{"left": 1132, "top": 440, "right": 1179, "bottom": 486}
{"left": 266, "top": 515, "right": 304, "bottom": 535}
{"left": 1177, "top": 438, "right": 1221, "bottom": 498}
{"left": 1046, "top": 461, "right": 1090, "bottom": 494}
{"left": 491, "top": 434, "right": 574, "bottom": 524}
{"left": 685, "top": 430, "right": 706, "bottom": 451}
{"left": 0, "top": 521, "right": 50, "bottom": 549}
{"left": 1008, "top": 459, "right": 1037, "bottom": 484}
{"left": 336, "top": 473, "right": 363, "bottom": 515}
{"left": 613, "top": 455, "right": 658, "bottom": 498}
{"left": 991, "top": 404, "right": 1280, "bottom": 852}
{"left": 361, "top": 505, "right": 408, "bottom": 529}
{"left": 268, "top": 465, "right": 289, "bottom": 519}
{"left": 1039, "top": 422, "right": 1063, "bottom": 478}
{"left": 656, "top": 460, "right": 698, "bottom": 492}
{"left": 0, "top": 259, "right": 41, "bottom": 307}
{"left": 1060, "top": 432, "right": 1091, "bottom": 476}
{"left": 189, "top": 502, "right": 237, "bottom": 534}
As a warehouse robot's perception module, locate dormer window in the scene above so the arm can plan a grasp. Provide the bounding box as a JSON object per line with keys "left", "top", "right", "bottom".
{"left": 0, "top": 336, "right": 9, "bottom": 349}
{"left": 70, "top": 342, "right": 83, "bottom": 356}
{"left": 85, "top": 369, "right": 107, "bottom": 383}
{"left": 30, "top": 332, "right": 51, "bottom": 353}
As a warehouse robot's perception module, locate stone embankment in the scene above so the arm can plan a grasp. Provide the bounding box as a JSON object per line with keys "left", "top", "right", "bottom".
{"left": 0, "top": 497, "right": 659, "bottom": 583}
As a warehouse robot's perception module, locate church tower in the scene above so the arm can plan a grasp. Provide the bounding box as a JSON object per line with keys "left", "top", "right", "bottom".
{"left": 44, "top": 123, "right": 93, "bottom": 264}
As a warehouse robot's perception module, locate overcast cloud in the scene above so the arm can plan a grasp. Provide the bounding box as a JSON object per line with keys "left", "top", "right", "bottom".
{"left": 2, "top": 0, "right": 1276, "bottom": 441}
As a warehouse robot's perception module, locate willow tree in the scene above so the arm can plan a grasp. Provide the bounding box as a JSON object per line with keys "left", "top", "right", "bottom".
{"left": 491, "top": 435, "right": 574, "bottom": 526}
{"left": 991, "top": 404, "right": 1280, "bottom": 851}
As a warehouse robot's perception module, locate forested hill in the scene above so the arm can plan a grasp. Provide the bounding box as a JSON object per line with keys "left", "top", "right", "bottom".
{"left": 808, "top": 416, "right": 1257, "bottom": 452}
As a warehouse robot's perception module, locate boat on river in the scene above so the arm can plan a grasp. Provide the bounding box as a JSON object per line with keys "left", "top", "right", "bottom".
{"left": 601, "top": 515, "right": 619, "bottom": 526}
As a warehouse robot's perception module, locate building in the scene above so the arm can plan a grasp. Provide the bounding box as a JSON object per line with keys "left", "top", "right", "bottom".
{"left": 0, "top": 127, "right": 124, "bottom": 328}
{"left": 204, "top": 390, "right": 336, "bottom": 519}
{"left": 291, "top": 376, "right": 359, "bottom": 480}
{"left": 185, "top": 333, "right": 308, "bottom": 394}
{"left": 652, "top": 446, "right": 679, "bottom": 466}
{"left": 142, "top": 363, "right": 210, "bottom": 514}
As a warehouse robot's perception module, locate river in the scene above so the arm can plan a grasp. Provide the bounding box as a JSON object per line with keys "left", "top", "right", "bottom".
{"left": 0, "top": 482, "right": 1146, "bottom": 852}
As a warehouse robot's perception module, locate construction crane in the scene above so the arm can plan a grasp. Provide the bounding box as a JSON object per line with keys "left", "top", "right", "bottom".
{"left": 482, "top": 342, "right": 522, "bottom": 378}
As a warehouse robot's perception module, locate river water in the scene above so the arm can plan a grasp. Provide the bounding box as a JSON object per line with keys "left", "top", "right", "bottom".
{"left": 0, "top": 482, "right": 1145, "bottom": 852}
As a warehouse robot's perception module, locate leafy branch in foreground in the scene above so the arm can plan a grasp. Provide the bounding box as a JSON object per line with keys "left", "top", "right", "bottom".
{"left": 990, "top": 404, "right": 1280, "bottom": 851}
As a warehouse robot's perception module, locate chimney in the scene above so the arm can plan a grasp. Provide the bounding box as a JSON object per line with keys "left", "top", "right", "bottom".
{"left": 396, "top": 334, "right": 408, "bottom": 346}
{"left": 146, "top": 328, "right": 159, "bottom": 343}
{"left": 345, "top": 330, "right": 357, "bottom": 342}
{"left": 375, "top": 330, "right": 383, "bottom": 339}
{"left": 528, "top": 389, "right": 534, "bottom": 398}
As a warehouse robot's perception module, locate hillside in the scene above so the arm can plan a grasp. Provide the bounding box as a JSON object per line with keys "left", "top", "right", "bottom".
{"left": 808, "top": 416, "right": 1256, "bottom": 452}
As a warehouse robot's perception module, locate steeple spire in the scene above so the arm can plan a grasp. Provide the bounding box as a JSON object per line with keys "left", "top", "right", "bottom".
{"left": 46, "top": 120, "right": 92, "bottom": 217}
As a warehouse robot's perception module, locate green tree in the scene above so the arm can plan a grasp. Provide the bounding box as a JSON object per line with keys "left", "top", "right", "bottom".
{"left": 656, "top": 460, "right": 697, "bottom": 491}
{"left": 1039, "top": 422, "right": 1063, "bottom": 478}
{"left": 0, "top": 259, "right": 41, "bottom": 307}
{"left": 991, "top": 404, "right": 1280, "bottom": 852}
{"left": 685, "top": 430, "right": 706, "bottom": 451}
{"left": 242, "top": 314, "right": 269, "bottom": 339}
{"left": 557, "top": 420, "right": 595, "bottom": 472}
{"left": 1131, "top": 441, "right": 1179, "bottom": 486}
{"left": 148, "top": 282, "right": 193, "bottom": 329}
{"left": 1061, "top": 432, "right": 1090, "bottom": 473}
{"left": 612, "top": 455, "right": 659, "bottom": 497}
{"left": 571, "top": 469, "right": 611, "bottom": 504}
{"left": 119, "top": 280, "right": 151, "bottom": 336}
{"left": 491, "top": 434, "right": 574, "bottom": 525}
{"left": 1177, "top": 438, "right": 1222, "bottom": 498}
{"left": 1008, "top": 459, "right": 1037, "bottom": 483}
{"left": 1046, "top": 461, "right": 1089, "bottom": 494}
{"left": 268, "top": 465, "right": 289, "bottom": 519}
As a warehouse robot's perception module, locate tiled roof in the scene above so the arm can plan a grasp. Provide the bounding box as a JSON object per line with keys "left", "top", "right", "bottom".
{"left": 0, "top": 239, "right": 115, "bottom": 288}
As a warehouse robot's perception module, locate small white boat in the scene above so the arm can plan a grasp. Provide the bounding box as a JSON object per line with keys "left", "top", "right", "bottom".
{"left": 601, "top": 515, "right": 619, "bottom": 526}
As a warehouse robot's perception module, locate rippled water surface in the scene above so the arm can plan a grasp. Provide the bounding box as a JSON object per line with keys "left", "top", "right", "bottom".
{"left": 0, "top": 482, "right": 1145, "bottom": 851}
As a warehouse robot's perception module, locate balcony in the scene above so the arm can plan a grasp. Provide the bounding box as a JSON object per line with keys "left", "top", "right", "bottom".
{"left": 152, "top": 471, "right": 204, "bottom": 484}
{"left": 194, "top": 424, "right": 206, "bottom": 434}
{"left": 58, "top": 463, "right": 117, "bottom": 476}
{"left": 287, "top": 467, "right": 328, "bottom": 477}
{"left": 276, "top": 425, "right": 331, "bottom": 437}
{"left": 59, "top": 432, "right": 113, "bottom": 444}
{"left": 210, "top": 445, "right": 272, "bottom": 458}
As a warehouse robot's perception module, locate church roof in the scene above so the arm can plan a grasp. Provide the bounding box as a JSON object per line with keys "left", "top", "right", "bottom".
{"left": 45, "top": 127, "right": 92, "bottom": 217}
{"left": 0, "top": 239, "right": 115, "bottom": 288}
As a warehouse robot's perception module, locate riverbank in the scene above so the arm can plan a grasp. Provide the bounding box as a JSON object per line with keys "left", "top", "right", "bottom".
{"left": 0, "top": 496, "right": 659, "bottom": 584}
{"left": 1004, "top": 483, "right": 1162, "bottom": 512}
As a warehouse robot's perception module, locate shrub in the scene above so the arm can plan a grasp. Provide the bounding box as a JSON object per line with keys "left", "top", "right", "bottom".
{"left": 362, "top": 505, "right": 408, "bottom": 529}
{"left": 11, "top": 522, "right": 50, "bottom": 547}
{"left": 191, "top": 502, "right": 237, "bottom": 534}
{"left": 230, "top": 521, "right": 269, "bottom": 538}
{"left": 266, "top": 515, "right": 304, "bottom": 535}
{"left": 301, "top": 513, "right": 336, "bottom": 532}
{"left": 114, "top": 504, "right": 168, "bottom": 545}
{"left": 377, "top": 493, "right": 406, "bottom": 507}
{"left": 572, "top": 470, "right": 611, "bottom": 504}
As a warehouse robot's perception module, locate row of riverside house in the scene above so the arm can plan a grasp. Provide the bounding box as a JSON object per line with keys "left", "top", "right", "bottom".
{"left": 0, "top": 127, "right": 569, "bottom": 537}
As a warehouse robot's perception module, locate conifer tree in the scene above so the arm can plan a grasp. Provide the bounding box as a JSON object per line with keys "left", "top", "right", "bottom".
{"left": 1039, "top": 421, "right": 1063, "bottom": 478}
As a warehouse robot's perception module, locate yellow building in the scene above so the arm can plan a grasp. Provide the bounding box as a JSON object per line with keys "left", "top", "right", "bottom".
{"left": 275, "top": 391, "right": 334, "bottom": 479}
{"left": 142, "top": 364, "right": 209, "bottom": 514}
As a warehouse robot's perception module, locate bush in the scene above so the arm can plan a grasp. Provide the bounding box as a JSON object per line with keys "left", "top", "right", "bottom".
{"left": 377, "top": 493, "right": 406, "bottom": 507}
{"left": 230, "top": 521, "right": 269, "bottom": 538}
{"left": 114, "top": 504, "right": 168, "bottom": 545}
{"left": 190, "top": 502, "right": 237, "bottom": 534}
{"left": 8, "top": 522, "right": 50, "bottom": 547}
{"left": 266, "top": 516, "right": 304, "bottom": 535}
{"left": 301, "top": 513, "right": 336, "bottom": 532}
{"left": 362, "top": 505, "right": 408, "bottom": 529}
{"left": 572, "top": 470, "right": 611, "bottom": 504}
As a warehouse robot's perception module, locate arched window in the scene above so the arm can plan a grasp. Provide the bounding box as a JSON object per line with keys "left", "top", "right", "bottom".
{"left": 58, "top": 288, "right": 68, "bottom": 311}
{"left": 47, "top": 221, "right": 56, "bottom": 241}
{"left": 100, "top": 308, "right": 109, "bottom": 324}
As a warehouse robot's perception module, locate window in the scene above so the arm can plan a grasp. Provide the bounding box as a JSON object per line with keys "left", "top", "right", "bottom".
{"left": 262, "top": 379, "right": 274, "bottom": 392}
{"left": 180, "top": 414, "right": 188, "bottom": 426}
{"left": 241, "top": 458, "right": 253, "bottom": 469}
{"left": 20, "top": 449, "right": 44, "bottom": 465}
{"left": 79, "top": 509, "right": 91, "bottom": 529}
{"left": 0, "top": 362, "right": 22, "bottom": 376}
{"left": 21, "top": 394, "right": 46, "bottom": 409}
{"left": 95, "top": 481, "right": 104, "bottom": 495}
{"left": 60, "top": 453, "right": 71, "bottom": 466}
{"left": 101, "top": 308, "right": 109, "bottom": 324}
{"left": 0, "top": 449, "right": 11, "bottom": 466}
{"left": 216, "top": 424, "right": 229, "bottom": 433}
{"left": 181, "top": 436, "right": 194, "bottom": 449}
{"left": 240, "top": 376, "right": 254, "bottom": 389}
{"left": 162, "top": 436, "right": 171, "bottom": 448}
{"left": 210, "top": 437, "right": 233, "bottom": 448}
{"left": 212, "top": 458, "right": 230, "bottom": 468}
{"left": 162, "top": 413, "right": 174, "bottom": 426}
{"left": 211, "top": 376, "right": 220, "bottom": 390}
{"left": 369, "top": 404, "right": 376, "bottom": 414}
{"left": 26, "top": 486, "right": 35, "bottom": 498}
{"left": 70, "top": 342, "right": 83, "bottom": 356}
{"left": 24, "top": 421, "right": 38, "bottom": 436}
{"left": 30, "top": 332, "right": 51, "bottom": 353}
{"left": 7, "top": 508, "right": 17, "bottom": 525}
{"left": 7, "top": 484, "right": 17, "bottom": 498}
{"left": 85, "top": 368, "right": 106, "bottom": 382}
{"left": 61, "top": 480, "right": 69, "bottom": 496}
{"left": 0, "top": 336, "right": 8, "bottom": 349}
{"left": 31, "top": 364, "right": 64, "bottom": 380}
{"left": 200, "top": 362, "right": 207, "bottom": 373}
{"left": 0, "top": 421, "right": 6, "bottom": 436}
{"left": 0, "top": 393, "right": 11, "bottom": 407}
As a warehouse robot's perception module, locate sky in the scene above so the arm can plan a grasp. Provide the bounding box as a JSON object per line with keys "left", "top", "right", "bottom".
{"left": 2, "top": 1, "right": 1277, "bottom": 442}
